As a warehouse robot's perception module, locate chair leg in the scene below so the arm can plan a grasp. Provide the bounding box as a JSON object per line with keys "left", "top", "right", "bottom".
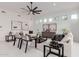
{"left": 62, "top": 46, "right": 64, "bottom": 57}
{"left": 25, "top": 41, "right": 28, "bottom": 53}
{"left": 19, "top": 39, "right": 23, "bottom": 49}
{"left": 59, "top": 49, "right": 61, "bottom": 57}
{"left": 13, "top": 38, "right": 16, "bottom": 46}
{"left": 35, "top": 39, "right": 37, "bottom": 48}
{"left": 17, "top": 39, "right": 21, "bottom": 48}
{"left": 43, "top": 45, "right": 46, "bottom": 57}
{"left": 49, "top": 47, "right": 51, "bottom": 53}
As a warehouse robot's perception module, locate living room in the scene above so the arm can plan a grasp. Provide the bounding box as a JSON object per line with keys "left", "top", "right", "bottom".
{"left": 0, "top": 1, "right": 79, "bottom": 57}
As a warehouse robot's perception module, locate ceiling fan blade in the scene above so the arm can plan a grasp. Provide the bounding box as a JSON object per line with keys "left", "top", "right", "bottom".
{"left": 35, "top": 12, "right": 40, "bottom": 14}
{"left": 33, "top": 7, "right": 38, "bottom": 11}
{"left": 27, "top": 6, "right": 31, "bottom": 11}
{"left": 34, "top": 10, "right": 42, "bottom": 12}
{"left": 20, "top": 8, "right": 28, "bottom": 12}
{"left": 28, "top": 11, "right": 31, "bottom": 15}
{"left": 20, "top": 8, "right": 25, "bottom": 10}
{"left": 36, "top": 12, "right": 40, "bottom": 14}
{"left": 32, "top": 12, "right": 35, "bottom": 15}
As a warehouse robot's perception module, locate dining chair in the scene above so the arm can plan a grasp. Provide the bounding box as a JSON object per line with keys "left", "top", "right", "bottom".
{"left": 18, "top": 34, "right": 34, "bottom": 53}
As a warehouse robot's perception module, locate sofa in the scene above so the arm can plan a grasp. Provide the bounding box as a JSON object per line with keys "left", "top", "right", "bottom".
{"left": 58, "top": 32, "right": 73, "bottom": 57}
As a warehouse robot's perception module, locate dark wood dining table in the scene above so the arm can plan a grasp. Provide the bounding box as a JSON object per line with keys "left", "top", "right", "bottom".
{"left": 13, "top": 34, "right": 38, "bottom": 53}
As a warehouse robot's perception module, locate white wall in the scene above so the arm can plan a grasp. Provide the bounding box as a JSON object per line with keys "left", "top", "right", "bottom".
{"left": 0, "top": 4, "right": 79, "bottom": 42}
{"left": 0, "top": 8, "right": 33, "bottom": 41}
{"left": 32, "top": 9, "right": 79, "bottom": 42}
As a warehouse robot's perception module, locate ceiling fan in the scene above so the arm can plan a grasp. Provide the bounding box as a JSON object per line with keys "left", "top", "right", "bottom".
{"left": 21, "top": 2, "right": 42, "bottom": 15}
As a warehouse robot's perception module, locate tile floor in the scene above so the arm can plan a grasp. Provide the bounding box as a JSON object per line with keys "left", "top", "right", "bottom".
{"left": 0, "top": 40, "right": 79, "bottom": 57}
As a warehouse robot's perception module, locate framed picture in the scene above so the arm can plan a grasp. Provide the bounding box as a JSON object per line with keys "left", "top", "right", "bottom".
{"left": 49, "top": 23, "right": 57, "bottom": 32}
{"left": 43, "top": 24, "right": 49, "bottom": 32}
{"left": 11, "top": 20, "right": 22, "bottom": 30}
{"left": 22, "top": 23, "right": 29, "bottom": 31}
{"left": 43, "top": 23, "right": 57, "bottom": 32}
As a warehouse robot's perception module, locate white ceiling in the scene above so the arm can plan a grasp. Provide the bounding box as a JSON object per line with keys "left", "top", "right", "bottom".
{"left": 0, "top": 2, "right": 79, "bottom": 14}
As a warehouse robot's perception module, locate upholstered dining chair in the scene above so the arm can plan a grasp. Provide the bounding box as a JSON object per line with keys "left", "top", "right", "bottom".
{"left": 18, "top": 34, "right": 35, "bottom": 53}
{"left": 13, "top": 32, "right": 22, "bottom": 46}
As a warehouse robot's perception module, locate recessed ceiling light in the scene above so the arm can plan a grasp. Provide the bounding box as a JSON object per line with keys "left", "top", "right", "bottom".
{"left": 49, "top": 18, "right": 52, "bottom": 22}
{"left": 53, "top": 3, "right": 56, "bottom": 6}
{"left": 44, "top": 19, "right": 47, "bottom": 23}
{"left": 40, "top": 19, "right": 42, "bottom": 23}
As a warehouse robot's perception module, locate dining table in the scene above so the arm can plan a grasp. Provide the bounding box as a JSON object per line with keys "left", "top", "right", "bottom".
{"left": 13, "top": 34, "right": 38, "bottom": 53}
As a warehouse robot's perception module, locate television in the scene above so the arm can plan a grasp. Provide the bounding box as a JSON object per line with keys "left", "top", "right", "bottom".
{"left": 29, "top": 31, "right": 33, "bottom": 34}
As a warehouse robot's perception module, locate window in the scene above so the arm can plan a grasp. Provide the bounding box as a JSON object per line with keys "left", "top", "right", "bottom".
{"left": 71, "top": 14, "right": 78, "bottom": 20}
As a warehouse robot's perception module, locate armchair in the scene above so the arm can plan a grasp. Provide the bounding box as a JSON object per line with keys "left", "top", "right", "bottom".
{"left": 58, "top": 32, "right": 73, "bottom": 57}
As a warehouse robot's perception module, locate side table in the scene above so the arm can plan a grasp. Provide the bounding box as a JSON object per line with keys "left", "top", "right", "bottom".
{"left": 43, "top": 43, "right": 64, "bottom": 57}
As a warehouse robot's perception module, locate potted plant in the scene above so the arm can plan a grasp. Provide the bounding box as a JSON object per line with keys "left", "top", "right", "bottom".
{"left": 62, "top": 28, "right": 69, "bottom": 35}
